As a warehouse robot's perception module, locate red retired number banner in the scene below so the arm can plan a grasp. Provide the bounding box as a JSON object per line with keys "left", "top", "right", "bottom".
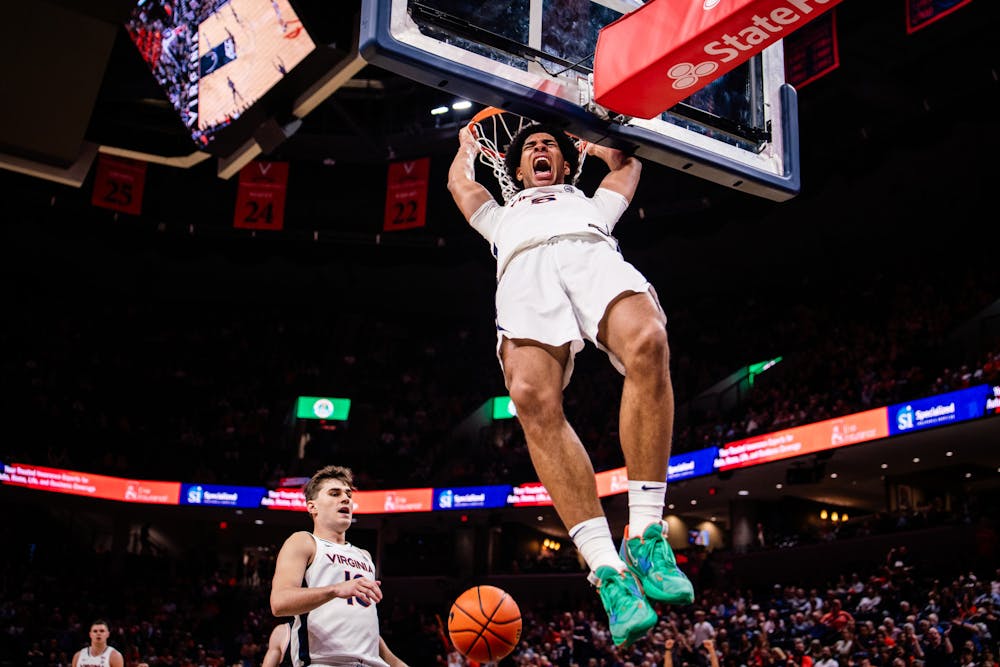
{"left": 91, "top": 154, "right": 147, "bottom": 215}
{"left": 784, "top": 9, "right": 839, "bottom": 89}
{"left": 905, "top": 0, "right": 972, "bottom": 34}
{"left": 234, "top": 161, "right": 289, "bottom": 231}
{"left": 384, "top": 157, "right": 429, "bottom": 231}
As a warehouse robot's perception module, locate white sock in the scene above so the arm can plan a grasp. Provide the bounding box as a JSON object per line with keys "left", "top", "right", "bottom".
{"left": 569, "top": 516, "right": 626, "bottom": 574}
{"left": 628, "top": 480, "right": 666, "bottom": 538}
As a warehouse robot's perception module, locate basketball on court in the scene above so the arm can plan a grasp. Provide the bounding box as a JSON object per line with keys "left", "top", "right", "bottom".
{"left": 448, "top": 585, "right": 522, "bottom": 663}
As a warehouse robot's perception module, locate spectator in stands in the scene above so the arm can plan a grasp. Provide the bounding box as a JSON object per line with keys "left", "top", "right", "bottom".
{"left": 819, "top": 599, "right": 856, "bottom": 642}
{"left": 920, "top": 626, "right": 955, "bottom": 667}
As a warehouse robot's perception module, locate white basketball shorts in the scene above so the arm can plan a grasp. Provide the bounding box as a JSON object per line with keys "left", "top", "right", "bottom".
{"left": 494, "top": 236, "right": 663, "bottom": 387}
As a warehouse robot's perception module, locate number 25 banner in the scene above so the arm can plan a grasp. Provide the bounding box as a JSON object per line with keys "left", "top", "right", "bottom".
{"left": 91, "top": 154, "right": 147, "bottom": 215}
{"left": 384, "top": 157, "right": 429, "bottom": 231}
{"left": 234, "top": 160, "right": 289, "bottom": 231}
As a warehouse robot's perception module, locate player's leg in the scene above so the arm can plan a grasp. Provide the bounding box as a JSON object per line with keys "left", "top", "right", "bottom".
{"left": 500, "top": 337, "right": 600, "bottom": 529}
{"left": 500, "top": 337, "right": 656, "bottom": 646}
{"left": 600, "top": 292, "right": 694, "bottom": 605}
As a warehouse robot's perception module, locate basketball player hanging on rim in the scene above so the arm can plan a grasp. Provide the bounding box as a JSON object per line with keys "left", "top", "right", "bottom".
{"left": 449, "top": 120, "right": 694, "bottom": 647}
{"left": 270, "top": 465, "right": 409, "bottom": 667}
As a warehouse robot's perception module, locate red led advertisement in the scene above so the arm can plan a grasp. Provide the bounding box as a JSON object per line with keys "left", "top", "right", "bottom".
{"left": 715, "top": 407, "right": 888, "bottom": 471}
{"left": 354, "top": 488, "right": 434, "bottom": 513}
{"left": 0, "top": 462, "right": 180, "bottom": 504}
{"left": 260, "top": 487, "right": 435, "bottom": 513}
{"left": 596, "top": 467, "right": 629, "bottom": 498}
{"left": 507, "top": 482, "right": 553, "bottom": 507}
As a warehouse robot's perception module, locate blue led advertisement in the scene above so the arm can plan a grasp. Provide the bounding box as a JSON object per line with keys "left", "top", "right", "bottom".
{"left": 668, "top": 447, "right": 718, "bottom": 481}
{"left": 433, "top": 485, "right": 511, "bottom": 510}
{"left": 888, "top": 384, "right": 988, "bottom": 436}
{"left": 180, "top": 483, "right": 268, "bottom": 508}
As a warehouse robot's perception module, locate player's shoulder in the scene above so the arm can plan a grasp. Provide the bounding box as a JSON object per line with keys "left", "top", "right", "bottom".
{"left": 281, "top": 530, "right": 317, "bottom": 551}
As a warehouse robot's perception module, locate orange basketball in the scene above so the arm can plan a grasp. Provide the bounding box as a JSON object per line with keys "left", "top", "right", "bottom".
{"left": 448, "top": 585, "right": 522, "bottom": 663}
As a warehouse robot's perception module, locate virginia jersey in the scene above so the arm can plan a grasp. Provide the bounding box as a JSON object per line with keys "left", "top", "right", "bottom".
{"left": 469, "top": 184, "right": 629, "bottom": 278}
{"left": 288, "top": 534, "right": 387, "bottom": 667}
{"left": 76, "top": 647, "right": 117, "bottom": 667}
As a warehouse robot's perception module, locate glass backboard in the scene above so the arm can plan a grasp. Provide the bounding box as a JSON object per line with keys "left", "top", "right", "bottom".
{"left": 360, "top": 0, "right": 800, "bottom": 201}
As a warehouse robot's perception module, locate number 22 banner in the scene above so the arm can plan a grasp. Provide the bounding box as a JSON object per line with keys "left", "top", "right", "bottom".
{"left": 384, "top": 157, "right": 429, "bottom": 231}
{"left": 234, "top": 160, "right": 289, "bottom": 231}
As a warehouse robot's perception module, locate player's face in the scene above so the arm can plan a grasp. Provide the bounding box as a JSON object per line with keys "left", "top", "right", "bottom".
{"left": 90, "top": 624, "right": 110, "bottom": 643}
{"left": 307, "top": 479, "right": 354, "bottom": 530}
{"left": 516, "top": 132, "right": 570, "bottom": 188}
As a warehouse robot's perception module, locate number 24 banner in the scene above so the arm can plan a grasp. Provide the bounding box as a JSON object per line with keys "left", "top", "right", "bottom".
{"left": 234, "top": 160, "right": 289, "bottom": 231}
{"left": 384, "top": 157, "right": 429, "bottom": 231}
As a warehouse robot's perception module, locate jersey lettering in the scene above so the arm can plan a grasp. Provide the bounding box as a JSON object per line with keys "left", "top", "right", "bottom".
{"left": 530, "top": 194, "right": 558, "bottom": 205}
{"left": 344, "top": 571, "right": 371, "bottom": 607}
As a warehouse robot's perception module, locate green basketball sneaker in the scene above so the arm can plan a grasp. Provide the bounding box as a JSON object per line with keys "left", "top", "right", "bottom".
{"left": 593, "top": 565, "right": 658, "bottom": 647}
{"left": 620, "top": 522, "right": 695, "bottom": 605}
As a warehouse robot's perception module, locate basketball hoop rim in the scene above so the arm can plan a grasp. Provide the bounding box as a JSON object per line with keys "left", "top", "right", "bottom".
{"left": 466, "top": 107, "right": 589, "bottom": 159}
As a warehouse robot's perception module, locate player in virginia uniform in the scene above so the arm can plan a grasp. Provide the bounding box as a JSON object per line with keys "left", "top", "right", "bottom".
{"left": 72, "top": 620, "right": 124, "bottom": 667}
{"left": 448, "top": 123, "right": 695, "bottom": 647}
{"left": 270, "top": 465, "right": 408, "bottom": 667}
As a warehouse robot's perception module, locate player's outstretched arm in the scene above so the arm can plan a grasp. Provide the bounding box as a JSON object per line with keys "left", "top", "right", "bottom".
{"left": 588, "top": 142, "right": 641, "bottom": 203}
{"left": 448, "top": 127, "right": 495, "bottom": 221}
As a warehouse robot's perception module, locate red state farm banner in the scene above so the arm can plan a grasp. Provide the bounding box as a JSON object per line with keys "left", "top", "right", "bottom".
{"left": 593, "top": 0, "right": 843, "bottom": 119}
{"left": 91, "top": 153, "right": 147, "bottom": 215}
{"left": 233, "top": 160, "right": 289, "bottom": 230}
{"left": 383, "top": 157, "right": 429, "bottom": 231}
{"left": 905, "top": 0, "right": 972, "bottom": 34}
{"left": 784, "top": 9, "right": 839, "bottom": 89}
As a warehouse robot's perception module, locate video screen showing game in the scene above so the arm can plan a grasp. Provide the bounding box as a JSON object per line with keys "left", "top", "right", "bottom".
{"left": 125, "top": 0, "right": 316, "bottom": 151}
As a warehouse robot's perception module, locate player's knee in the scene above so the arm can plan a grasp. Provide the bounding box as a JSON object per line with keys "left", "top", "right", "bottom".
{"left": 507, "top": 378, "right": 562, "bottom": 423}
{"left": 623, "top": 321, "right": 670, "bottom": 372}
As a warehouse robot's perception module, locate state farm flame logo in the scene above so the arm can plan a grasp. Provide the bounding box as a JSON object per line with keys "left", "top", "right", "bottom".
{"left": 668, "top": 61, "right": 720, "bottom": 91}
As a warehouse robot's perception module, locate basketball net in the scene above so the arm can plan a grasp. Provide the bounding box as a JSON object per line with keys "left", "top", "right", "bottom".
{"left": 466, "top": 107, "right": 588, "bottom": 204}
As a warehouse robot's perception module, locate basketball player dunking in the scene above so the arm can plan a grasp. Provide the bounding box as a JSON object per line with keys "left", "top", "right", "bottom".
{"left": 270, "top": 465, "right": 409, "bottom": 667}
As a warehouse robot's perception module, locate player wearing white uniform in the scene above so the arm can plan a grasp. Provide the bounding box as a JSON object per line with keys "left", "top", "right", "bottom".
{"left": 449, "top": 122, "right": 694, "bottom": 648}
{"left": 72, "top": 620, "right": 124, "bottom": 667}
{"left": 271, "top": 465, "right": 408, "bottom": 667}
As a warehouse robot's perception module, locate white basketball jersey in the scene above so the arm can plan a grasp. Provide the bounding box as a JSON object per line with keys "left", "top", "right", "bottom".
{"left": 288, "top": 534, "right": 387, "bottom": 667}
{"left": 469, "top": 184, "right": 629, "bottom": 278}
{"left": 77, "top": 646, "right": 116, "bottom": 667}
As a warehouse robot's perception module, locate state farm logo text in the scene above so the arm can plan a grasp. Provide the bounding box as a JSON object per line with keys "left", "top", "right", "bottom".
{"left": 668, "top": 0, "right": 835, "bottom": 91}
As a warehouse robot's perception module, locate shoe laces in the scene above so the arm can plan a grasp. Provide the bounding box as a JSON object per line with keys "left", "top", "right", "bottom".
{"left": 597, "top": 568, "right": 643, "bottom": 607}
{"left": 631, "top": 525, "right": 676, "bottom": 570}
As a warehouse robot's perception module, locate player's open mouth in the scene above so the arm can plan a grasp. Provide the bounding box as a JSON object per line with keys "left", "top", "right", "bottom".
{"left": 533, "top": 156, "right": 552, "bottom": 178}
